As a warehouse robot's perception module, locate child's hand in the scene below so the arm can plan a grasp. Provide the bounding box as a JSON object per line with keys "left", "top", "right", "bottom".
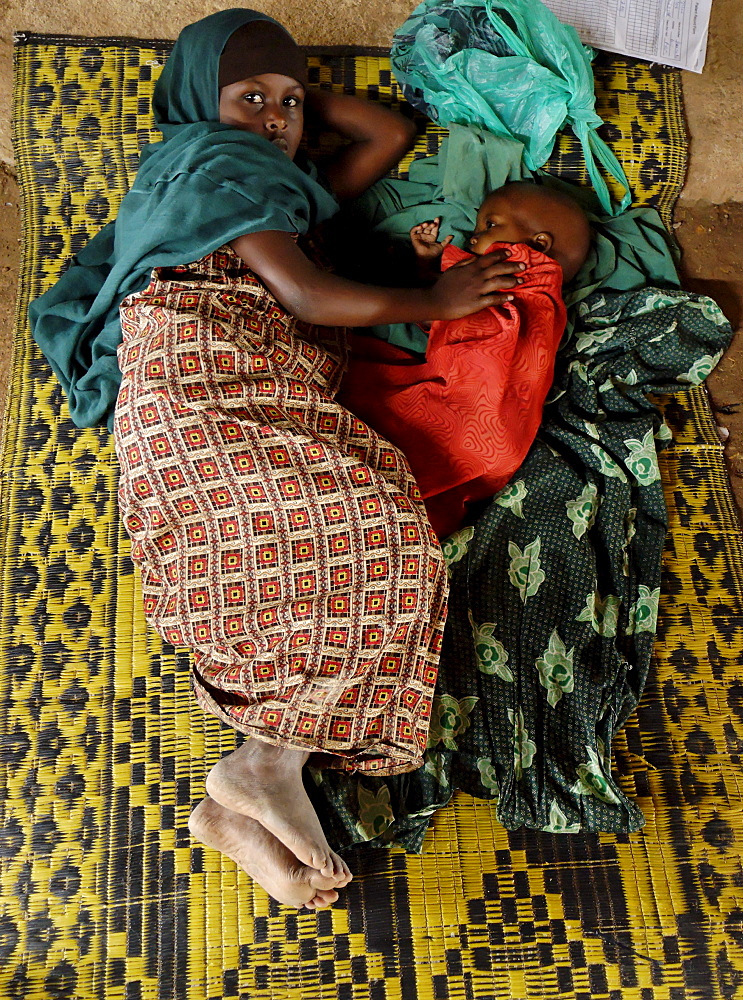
{"left": 410, "top": 218, "right": 454, "bottom": 262}
{"left": 426, "top": 249, "right": 525, "bottom": 320}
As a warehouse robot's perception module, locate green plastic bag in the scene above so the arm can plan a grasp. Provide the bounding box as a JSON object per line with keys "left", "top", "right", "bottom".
{"left": 391, "top": 0, "right": 631, "bottom": 215}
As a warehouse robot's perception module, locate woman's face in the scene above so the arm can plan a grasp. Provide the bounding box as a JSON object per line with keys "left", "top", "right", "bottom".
{"left": 219, "top": 73, "right": 304, "bottom": 159}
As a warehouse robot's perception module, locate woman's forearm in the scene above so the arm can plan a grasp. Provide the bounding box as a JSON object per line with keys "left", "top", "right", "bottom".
{"left": 232, "top": 230, "right": 434, "bottom": 323}
{"left": 231, "top": 231, "right": 521, "bottom": 327}
{"left": 304, "top": 90, "right": 416, "bottom": 201}
{"left": 276, "top": 267, "right": 437, "bottom": 326}
{"left": 304, "top": 89, "right": 415, "bottom": 145}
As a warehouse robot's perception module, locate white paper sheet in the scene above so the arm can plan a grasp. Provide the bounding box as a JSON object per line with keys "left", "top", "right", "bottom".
{"left": 541, "top": 0, "right": 712, "bottom": 72}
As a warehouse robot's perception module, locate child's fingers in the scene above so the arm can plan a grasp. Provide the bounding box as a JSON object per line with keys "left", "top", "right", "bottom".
{"left": 441, "top": 235, "right": 454, "bottom": 247}
{"left": 410, "top": 220, "right": 440, "bottom": 239}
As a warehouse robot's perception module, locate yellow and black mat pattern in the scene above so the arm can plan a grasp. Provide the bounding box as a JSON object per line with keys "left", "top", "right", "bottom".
{"left": 3, "top": 34, "right": 743, "bottom": 1000}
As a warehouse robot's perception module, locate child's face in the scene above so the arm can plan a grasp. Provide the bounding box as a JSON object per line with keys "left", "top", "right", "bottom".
{"left": 468, "top": 191, "right": 536, "bottom": 255}
{"left": 219, "top": 73, "right": 304, "bottom": 159}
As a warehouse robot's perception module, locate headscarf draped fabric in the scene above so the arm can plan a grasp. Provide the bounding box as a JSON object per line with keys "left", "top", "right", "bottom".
{"left": 29, "top": 8, "right": 338, "bottom": 429}
{"left": 217, "top": 19, "right": 309, "bottom": 90}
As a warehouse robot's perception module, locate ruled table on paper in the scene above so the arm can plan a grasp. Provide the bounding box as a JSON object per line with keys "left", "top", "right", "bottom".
{"left": 540, "top": 0, "right": 713, "bottom": 72}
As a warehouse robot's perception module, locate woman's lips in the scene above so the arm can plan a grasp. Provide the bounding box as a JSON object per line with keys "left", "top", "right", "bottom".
{"left": 271, "top": 136, "right": 289, "bottom": 152}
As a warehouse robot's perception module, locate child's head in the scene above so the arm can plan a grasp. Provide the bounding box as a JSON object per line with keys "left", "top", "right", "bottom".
{"left": 469, "top": 182, "right": 591, "bottom": 282}
{"left": 218, "top": 19, "right": 307, "bottom": 160}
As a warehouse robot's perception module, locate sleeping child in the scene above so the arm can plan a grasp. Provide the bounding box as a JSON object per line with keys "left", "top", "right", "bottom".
{"left": 338, "top": 181, "right": 592, "bottom": 538}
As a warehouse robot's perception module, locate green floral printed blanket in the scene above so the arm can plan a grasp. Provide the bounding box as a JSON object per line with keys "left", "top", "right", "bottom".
{"left": 308, "top": 285, "right": 732, "bottom": 850}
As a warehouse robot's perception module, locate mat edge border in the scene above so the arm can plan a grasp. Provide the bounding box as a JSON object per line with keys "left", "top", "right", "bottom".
{"left": 13, "top": 31, "right": 391, "bottom": 58}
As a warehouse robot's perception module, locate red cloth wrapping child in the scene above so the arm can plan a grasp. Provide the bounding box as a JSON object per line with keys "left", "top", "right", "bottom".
{"left": 338, "top": 241, "right": 566, "bottom": 538}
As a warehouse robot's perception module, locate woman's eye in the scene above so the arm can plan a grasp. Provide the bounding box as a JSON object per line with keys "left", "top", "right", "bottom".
{"left": 283, "top": 96, "right": 301, "bottom": 108}
{"left": 242, "top": 92, "right": 264, "bottom": 104}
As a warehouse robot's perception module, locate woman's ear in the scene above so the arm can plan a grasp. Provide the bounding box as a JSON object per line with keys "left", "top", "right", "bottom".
{"left": 532, "top": 231, "right": 553, "bottom": 253}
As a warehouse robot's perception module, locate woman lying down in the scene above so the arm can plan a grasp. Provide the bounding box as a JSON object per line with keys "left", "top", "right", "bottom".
{"left": 31, "top": 8, "right": 537, "bottom": 909}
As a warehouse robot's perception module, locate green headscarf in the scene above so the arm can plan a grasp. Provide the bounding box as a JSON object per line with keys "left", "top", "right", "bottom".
{"left": 29, "top": 8, "right": 339, "bottom": 429}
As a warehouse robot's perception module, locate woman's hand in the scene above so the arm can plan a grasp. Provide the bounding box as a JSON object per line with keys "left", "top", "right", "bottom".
{"left": 304, "top": 90, "right": 416, "bottom": 201}
{"left": 425, "top": 250, "right": 525, "bottom": 320}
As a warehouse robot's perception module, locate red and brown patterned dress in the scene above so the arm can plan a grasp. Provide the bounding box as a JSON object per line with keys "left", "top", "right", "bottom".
{"left": 114, "top": 248, "right": 448, "bottom": 776}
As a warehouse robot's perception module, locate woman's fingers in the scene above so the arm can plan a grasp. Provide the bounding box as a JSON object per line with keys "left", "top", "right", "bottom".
{"left": 479, "top": 291, "right": 516, "bottom": 308}
{"left": 476, "top": 254, "right": 525, "bottom": 276}
{"left": 467, "top": 253, "right": 525, "bottom": 291}
{"left": 451, "top": 250, "right": 521, "bottom": 274}
{"left": 473, "top": 247, "right": 511, "bottom": 264}
{"left": 481, "top": 272, "right": 522, "bottom": 291}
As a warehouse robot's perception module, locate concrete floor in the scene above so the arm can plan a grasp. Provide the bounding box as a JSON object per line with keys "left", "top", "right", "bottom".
{"left": 674, "top": 203, "right": 743, "bottom": 522}
{"left": 0, "top": 0, "right": 741, "bottom": 518}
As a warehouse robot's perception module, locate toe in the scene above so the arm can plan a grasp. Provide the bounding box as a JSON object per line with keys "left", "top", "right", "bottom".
{"left": 315, "top": 852, "right": 335, "bottom": 877}
{"left": 308, "top": 868, "right": 342, "bottom": 892}
{"left": 189, "top": 795, "right": 223, "bottom": 835}
{"left": 338, "top": 856, "right": 352, "bottom": 882}
{"left": 310, "top": 888, "right": 339, "bottom": 909}
{"left": 327, "top": 851, "right": 352, "bottom": 885}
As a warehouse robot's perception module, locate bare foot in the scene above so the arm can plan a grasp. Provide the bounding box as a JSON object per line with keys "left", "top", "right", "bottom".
{"left": 205, "top": 740, "right": 352, "bottom": 883}
{"left": 189, "top": 796, "right": 347, "bottom": 909}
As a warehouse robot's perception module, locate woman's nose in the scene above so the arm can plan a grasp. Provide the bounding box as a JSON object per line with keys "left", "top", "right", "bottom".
{"left": 265, "top": 107, "right": 287, "bottom": 131}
